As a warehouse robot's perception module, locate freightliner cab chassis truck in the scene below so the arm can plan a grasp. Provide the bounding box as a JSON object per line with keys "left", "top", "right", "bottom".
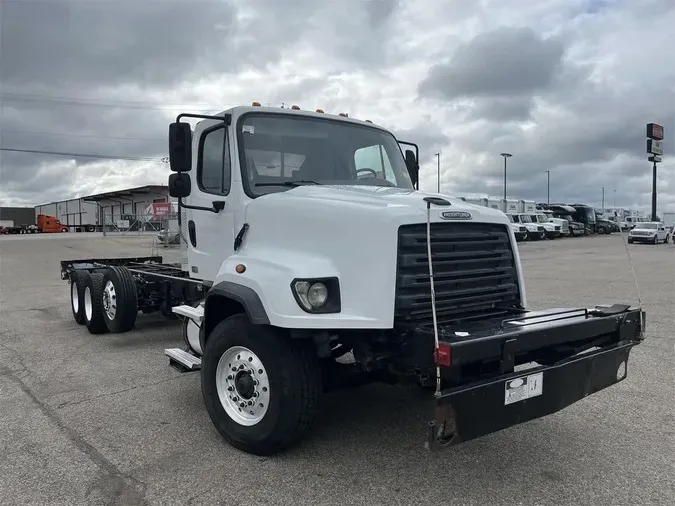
{"left": 60, "top": 103, "right": 646, "bottom": 456}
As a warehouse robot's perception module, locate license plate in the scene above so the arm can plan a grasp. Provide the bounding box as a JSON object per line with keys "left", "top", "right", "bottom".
{"left": 504, "top": 372, "right": 543, "bottom": 405}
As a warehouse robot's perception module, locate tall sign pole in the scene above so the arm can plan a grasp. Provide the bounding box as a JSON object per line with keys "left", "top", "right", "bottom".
{"left": 646, "top": 123, "right": 664, "bottom": 222}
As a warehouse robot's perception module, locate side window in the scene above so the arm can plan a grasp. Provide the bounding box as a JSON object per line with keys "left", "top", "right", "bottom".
{"left": 354, "top": 144, "right": 396, "bottom": 184}
{"left": 198, "top": 126, "right": 231, "bottom": 195}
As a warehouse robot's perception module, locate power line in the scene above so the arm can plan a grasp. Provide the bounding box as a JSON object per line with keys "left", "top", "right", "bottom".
{"left": 1, "top": 128, "right": 165, "bottom": 142}
{"left": 1, "top": 93, "right": 220, "bottom": 113}
{"left": 0, "top": 147, "right": 167, "bottom": 162}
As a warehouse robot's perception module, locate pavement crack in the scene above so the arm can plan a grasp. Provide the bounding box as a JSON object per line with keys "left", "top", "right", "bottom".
{"left": 56, "top": 374, "right": 189, "bottom": 409}
{"left": 0, "top": 364, "right": 149, "bottom": 506}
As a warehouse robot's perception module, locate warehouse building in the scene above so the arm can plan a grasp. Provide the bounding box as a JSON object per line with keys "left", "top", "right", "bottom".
{"left": 0, "top": 206, "right": 35, "bottom": 227}
{"left": 34, "top": 184, "right": 170, "bottom": 231}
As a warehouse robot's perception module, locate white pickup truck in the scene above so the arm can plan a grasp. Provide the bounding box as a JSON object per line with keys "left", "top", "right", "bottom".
{"left": 627, "top": 222, "right": 671, "bottom": 244}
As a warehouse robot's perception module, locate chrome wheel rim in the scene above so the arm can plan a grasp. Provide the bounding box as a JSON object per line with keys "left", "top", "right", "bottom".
{"left": 102, "top": 280, "right": 116, "bottom": 320}
{"left": 216, "top": 346, "right": 270, "bottom": 426}
{"left": 84, "top": 286, "right": 92, "bottom": 321}
{"left": 71, "top": 281, "right": 79, "bottom": 313}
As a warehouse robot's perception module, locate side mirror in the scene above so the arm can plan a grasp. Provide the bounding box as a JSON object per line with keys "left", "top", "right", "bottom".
{"left": 404, "top": 149, "right": 419, "bottom": 188}
{"left": 169, "top": 122, "right": 192, "bottom": 172}
{"left": 169, "top": 172, "right": 191, "bottom": 198}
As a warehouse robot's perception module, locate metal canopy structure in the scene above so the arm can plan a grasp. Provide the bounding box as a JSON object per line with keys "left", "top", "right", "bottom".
{"left": 81, "top": 185, "right": 168, "bottom": 203}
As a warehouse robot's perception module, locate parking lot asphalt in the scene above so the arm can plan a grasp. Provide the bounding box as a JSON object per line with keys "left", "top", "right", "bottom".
{"left": 0, "top": 232, "right": 673, "bottom": 506}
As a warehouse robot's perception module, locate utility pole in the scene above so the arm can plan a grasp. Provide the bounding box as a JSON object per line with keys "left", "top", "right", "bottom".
{"left": 435, "top": 153, "right": 440, "bottom": 193}
{"left": 500, "top": 153, "right": 512, "bottom": 201}
{"left": 613, "top": 189, "right": 616, "bottom": 207}
{"left": 601, "top": 187, "right": 605, "bottom": 209}
{"left": 545, "top": 170, "right": 550, "bottom": 204}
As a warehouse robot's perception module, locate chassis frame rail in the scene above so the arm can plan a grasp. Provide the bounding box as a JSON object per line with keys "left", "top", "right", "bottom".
{"left": 60, "top": 256, "right": 163, "bottom": 280}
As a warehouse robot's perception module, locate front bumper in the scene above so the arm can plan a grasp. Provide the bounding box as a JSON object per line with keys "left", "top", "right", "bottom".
{"left": 424, "top": 305, "right": 645, "bottom": 450}
{"left": 514, "top": 231, "right": 528, "bottom": 241}
{"left": 545, "top": 230, "right": 561, "bottom": 238}
{"left": 628, "top": 235, "right": 656, "bottom": 242}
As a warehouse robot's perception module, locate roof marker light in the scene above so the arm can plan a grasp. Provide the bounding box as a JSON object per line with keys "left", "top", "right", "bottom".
{"left": 315, "top": 108, "right": 324, "bottom": 113}
{"left": 365, "top": 119, "right": 373, "bottom": 123}
{"left": 291, "top": 105, "right": 300, "bottom": 110}
{"left": 338, "top": 113, "right": 348, "bottom": 117}
{"left": 252, "top": 101, "right": 261, "bottom": 106}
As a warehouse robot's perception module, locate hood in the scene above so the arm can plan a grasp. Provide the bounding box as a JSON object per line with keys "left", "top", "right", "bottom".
{"left": 245, "top": 185, "right": 510, "bottom": 225}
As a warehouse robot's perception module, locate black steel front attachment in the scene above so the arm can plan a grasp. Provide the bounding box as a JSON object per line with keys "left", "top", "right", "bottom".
{"left": 426, "top": 341, "right": 636, "bottom": 451}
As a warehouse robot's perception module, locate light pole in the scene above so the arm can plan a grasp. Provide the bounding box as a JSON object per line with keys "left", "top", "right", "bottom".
{"left": 500, "top": 153, "right": 512, "bottom": 201}
{"left": 545, "top": 170, "right": 550, "bottom": 204}
{"left": 434, "top": 153, "right": 440, "bottom": 193}
{"left": 613, "top": 189, "right": 616, "bottom": 207}
{"left": 601, "top": 187, "right": 605, "bottom": 209}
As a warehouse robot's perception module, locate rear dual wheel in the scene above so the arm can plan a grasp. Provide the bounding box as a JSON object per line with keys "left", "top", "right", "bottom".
{"left": 69, "top": 266, "right": 138, "bottom": 334}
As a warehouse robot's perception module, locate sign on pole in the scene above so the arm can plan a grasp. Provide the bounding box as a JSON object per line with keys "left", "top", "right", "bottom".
{"left": 646, "top": 123, "right": 664, "bottom": 141}
{"left": 649, "top": 155, "right": 662, "bottom": 163}
{"left": 647, "top": 139, "right": 663, "bottom": 156}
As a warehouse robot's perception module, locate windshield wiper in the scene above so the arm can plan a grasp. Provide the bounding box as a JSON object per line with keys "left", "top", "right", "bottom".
{"left": 255, "top": 180, "right": 322, "bottom": 187}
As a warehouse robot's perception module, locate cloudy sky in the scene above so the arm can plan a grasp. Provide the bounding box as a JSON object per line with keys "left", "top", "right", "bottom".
{"left": 1, "top": 0, "right": 674, "bottom": 212}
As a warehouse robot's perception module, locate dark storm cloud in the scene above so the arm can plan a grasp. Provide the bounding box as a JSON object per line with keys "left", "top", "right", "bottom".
{"left": 418, "top": 27, "right": 567, "bottom": 101}
{"left": 467, "top": 98, "right": 534, "bottom": 122}
{"left": 0, "top": 0, "right": 242, "bottom": 88}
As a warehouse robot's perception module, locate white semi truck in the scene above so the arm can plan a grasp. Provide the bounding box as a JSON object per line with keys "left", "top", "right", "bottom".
{"left": 60, "top": 104, "right": 646, "bottom": 456}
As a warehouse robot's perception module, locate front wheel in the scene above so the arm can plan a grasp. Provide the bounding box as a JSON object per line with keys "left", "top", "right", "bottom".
{"left": 201, "top": 314, "right": 323, "bottom": 456}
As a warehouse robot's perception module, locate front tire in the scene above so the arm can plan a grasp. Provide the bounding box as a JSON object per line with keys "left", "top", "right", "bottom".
{"left": 201, "top": 314, "right": 323, "bottom": 456}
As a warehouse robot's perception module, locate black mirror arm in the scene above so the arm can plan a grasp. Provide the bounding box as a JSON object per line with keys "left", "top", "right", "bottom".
{"left": 179, "top": 198, "right": 223, "bottom": 214}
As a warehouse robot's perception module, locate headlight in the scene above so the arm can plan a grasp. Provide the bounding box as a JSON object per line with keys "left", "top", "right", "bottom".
{"left": 291, "top": 278, "right": 341, "bottom": 314}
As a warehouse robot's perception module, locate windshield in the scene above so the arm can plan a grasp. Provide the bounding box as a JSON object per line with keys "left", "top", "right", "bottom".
{"left": 519, "top": 215, "right": 532, "bottom": 223}
{"left": 534, "top": 214, "right": 549, "bottom": 223}
{"left": 638, "top": 223, "right": 658, "bottom": 229}
{"left": 237, "top": 113, "right": 414, "bottom": 197}
{"left": 506, "top": 214, "right": 514, "bottom": 223}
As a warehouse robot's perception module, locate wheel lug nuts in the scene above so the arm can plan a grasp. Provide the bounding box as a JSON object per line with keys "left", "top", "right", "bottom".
{"left": 227, "top": 386, "right": 233, "bottom": 392}
{"left": 238, "top": 364, "right": 244, "bottom": 370}
{"left": 253, "top": 392, "right": 258, "bottom": 397}
{"left": 233, "top": 397, "right": 238, "bottom": 402}
{"left": 227, "top": 375, "right": 233, "bottom": 380}
{"left": 248, "top": 400, "right": 253, "bottom": 406}
{"left": 231, "top": 367, "right": 237, "bottom": 372}
{"left": 240, "top": 402, "right": 246, "bottom": 408}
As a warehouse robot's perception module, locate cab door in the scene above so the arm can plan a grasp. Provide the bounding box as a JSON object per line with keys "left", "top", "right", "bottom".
{"left": 185, "top": 121, "right": 236, "bottom": 282}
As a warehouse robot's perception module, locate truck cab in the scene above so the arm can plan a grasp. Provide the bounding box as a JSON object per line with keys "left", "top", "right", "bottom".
{"left": 505, "top": 214, "right": 528, "bottom": 241}
{"left": 525, "top": 212, "right": 562, "bottom": 239}
{"left": 36, "top": 214, "right": 69, "bottom": 233}
{"left": 154, "top": 103, "right": 646, "bottom": 456}
{"left": 507, "top": 213, "right": 546, "bottom": 240}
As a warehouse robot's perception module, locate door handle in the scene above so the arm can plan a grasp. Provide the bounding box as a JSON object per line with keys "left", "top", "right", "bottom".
{"left": 213, "top": 201, "right": 226, "bottom": 212}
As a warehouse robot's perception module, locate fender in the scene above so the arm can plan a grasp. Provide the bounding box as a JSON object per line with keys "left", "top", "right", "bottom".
{"left": 203, "top": 281, "right": 270, "bottom": 341}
